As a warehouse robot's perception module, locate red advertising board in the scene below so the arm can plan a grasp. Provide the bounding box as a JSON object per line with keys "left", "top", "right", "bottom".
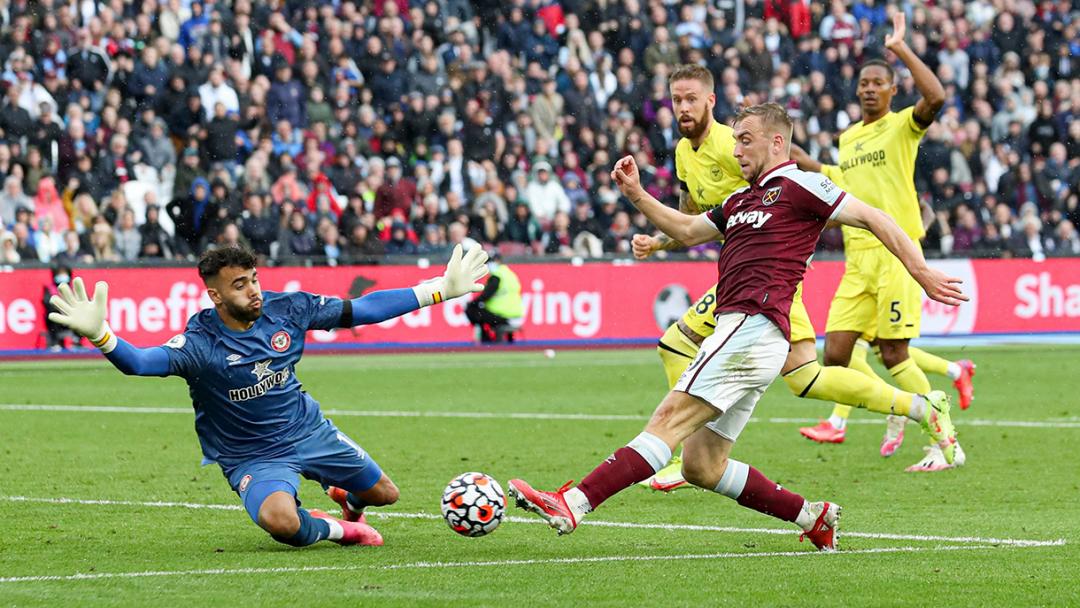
{"left": 1, "top": 258, "right": 1078, "bottom": 351}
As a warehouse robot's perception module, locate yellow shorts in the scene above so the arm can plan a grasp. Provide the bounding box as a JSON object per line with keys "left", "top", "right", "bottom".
{"left": 678, "top": 282, "right": 817, "bottom": 343}
{"left": 789, "top": 283, "right": 816, "bottom": 343}
{"left": 825, "top": 246, "right": 922, "bottom": 340}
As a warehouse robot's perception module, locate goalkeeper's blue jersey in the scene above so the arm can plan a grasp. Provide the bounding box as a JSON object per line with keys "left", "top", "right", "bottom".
{"left": 162, "top": 290, "right": 346, "bottom": 467}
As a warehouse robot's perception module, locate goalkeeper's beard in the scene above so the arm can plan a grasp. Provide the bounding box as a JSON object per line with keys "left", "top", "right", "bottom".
{"left": 224, "top": 299, "right": 263, "bottom": 324}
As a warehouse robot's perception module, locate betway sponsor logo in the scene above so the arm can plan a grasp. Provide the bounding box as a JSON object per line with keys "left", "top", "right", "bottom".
{"left": 726, "top": 210, "right": 773, "bottom": 230}
{"left": 1015, "top": 272, "right": 1080, "bottom": 319}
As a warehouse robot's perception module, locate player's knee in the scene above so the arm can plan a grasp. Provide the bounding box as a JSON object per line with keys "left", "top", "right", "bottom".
{"left": 376, "top": 479, "right": 400, "bottom": 506}
{"left": 257, "top": 497, "right": 300, "bottom": 537}
{"left": 823, "top": 343, "right": 851, "bottom": 367}
{"left": 878, "top": 341, "right": 909, "bottom": 368}
{"left": 362, "top": 476, "right": 400, "bottom": 506}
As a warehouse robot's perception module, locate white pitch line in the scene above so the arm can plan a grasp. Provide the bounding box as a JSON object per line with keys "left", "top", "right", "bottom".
{"left": 0, "top": 544, "right": 1004, "bottom": 584}
{"left": 1, "top": 496, "right": 1065, "bottom": 549}
{"left": 3, "top": 403, "right": 1080, "bottom": 429}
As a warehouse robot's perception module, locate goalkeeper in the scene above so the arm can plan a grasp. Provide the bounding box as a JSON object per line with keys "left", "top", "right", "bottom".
{"left": 48, "top": 245, "right": 488, "bottom": 548}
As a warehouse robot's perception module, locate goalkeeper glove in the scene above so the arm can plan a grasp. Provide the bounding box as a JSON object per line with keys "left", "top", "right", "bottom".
{"left": 412, "top": 244, "right": 489, "bottom": 306}
{"left": 48, "top": 277, "right": 117, "bottom": 352}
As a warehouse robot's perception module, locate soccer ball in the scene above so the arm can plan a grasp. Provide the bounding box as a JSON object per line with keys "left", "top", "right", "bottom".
{"left": 441, "top": 472, "right": 505, "bottom": 537}
{"left": 653, "top": 284, "right": 692, "bottom": 330}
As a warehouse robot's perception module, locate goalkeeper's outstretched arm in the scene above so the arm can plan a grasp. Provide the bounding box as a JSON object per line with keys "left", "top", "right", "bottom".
{"left": 343, "top": 244, "right": 489, "bottom": 325}
{"left": 47, "top": 278, "right": 172, "bottom": 376}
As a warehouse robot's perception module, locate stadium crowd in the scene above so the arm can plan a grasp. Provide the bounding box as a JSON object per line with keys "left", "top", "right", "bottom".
{"left": 0, "top": 0, "right": 1077, "bottom": 267}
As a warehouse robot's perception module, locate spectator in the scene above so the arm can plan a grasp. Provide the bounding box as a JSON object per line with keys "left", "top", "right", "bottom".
{"left": 0, "top": 176, "right": 31, "bottom": 226}
{"left": 197, "top": 64, "right": 239, "bottom": 120}
{"left": 33, "top": 178, "right": 70, "bottom": 234}
{"left": 138, "top": 204, "right": 174, "bottom": 259}
{"left": 344, "top": 223, "right": 385, "bottom": 259}
{"left": 277, "top": 209, "right": 319, "bottom": 258}
{"left": 89, "top": 220, "right": 120, "bottom": 262}
{"left": 504, "top": 200, "right": 542, "bottom": 245}
{"left": 542, "top": 211, "right": 574, "bottom": 257}
{"left": 267, "top": 64, "right": 306, "bottom": 129}
{"left": 113, "top": 209, "right": 142, "bottom": 261}
{"left": 951, "top": 204, "right": 984, "bottom": 252}
{"left": 374, "top": 157, "right": 417, "bottom": 220}
{"left": 524, "top": 162, "right": 571, "bottom": 225}
{"left": 168, "top": 177, "right": 214, "bottom": 256}
{"left": 384, "top": 220, "right": 419, "bottom": 255}
{"left": 138, "top": 119, "right": 177, "bottom": 173}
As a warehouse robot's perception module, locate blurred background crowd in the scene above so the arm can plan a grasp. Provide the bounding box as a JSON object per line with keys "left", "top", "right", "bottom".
{"left": 0, "top": 0, "right": 1077, "bottom": 268}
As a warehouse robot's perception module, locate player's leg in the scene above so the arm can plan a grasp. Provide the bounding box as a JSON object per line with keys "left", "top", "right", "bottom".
{"left": 905, "top": 346, "right": 976, "bottom": 410}
{"left": 681, "top": 424, "right": 840, "bottom": 551}
{"left": 509, "top": 313, "right": 787, "bottom": 535}
{"left": 640, "top": 289, "right": 717, "bottom": 492}
{"left": 302, "top": 423, "right": 393, "bottom": 544}
{"left": 875, "top": 257, "right": 960, "bottom": 466}
{"left": 805, "top": 249, "right": 877, "bottom": 439}
{"left": 229, "top": 462, "right": 344, "bottom": 547}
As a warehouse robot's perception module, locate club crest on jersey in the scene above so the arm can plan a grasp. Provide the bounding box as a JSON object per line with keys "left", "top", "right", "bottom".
{"left": 271, "top": 330, "right": 291, "bottom": 352}
{"left": 762, "top": 186, "right": 782, "bottom": 205}
{"left": 239, "top": 474, "right": 252, "bottom": 492}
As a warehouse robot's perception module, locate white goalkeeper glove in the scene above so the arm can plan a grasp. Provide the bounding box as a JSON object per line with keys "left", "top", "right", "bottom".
{"left": 48, "top": 277, "right": 117, "bottom": 352}
{"left": 412, "top": 244, "right": 489, "bottom": 306}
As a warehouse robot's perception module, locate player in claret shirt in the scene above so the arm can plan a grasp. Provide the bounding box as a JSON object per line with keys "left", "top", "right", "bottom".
{"left": 46, "top": 245, "right": 488, "bottom": 549}
{"left": 507, "top": 103, "right": 966, "bottom": 551}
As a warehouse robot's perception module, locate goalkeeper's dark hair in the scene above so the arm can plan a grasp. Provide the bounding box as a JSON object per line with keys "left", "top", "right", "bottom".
{"left": 197, "top": 246, "right": 257, "bottom": 283}
{"left": 859, "top": 58, "right": 896, "bottom": 83}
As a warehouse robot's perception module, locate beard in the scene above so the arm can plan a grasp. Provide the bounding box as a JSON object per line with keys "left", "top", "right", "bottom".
{"left": 677, "top": 108, "right": 710, "bottom": 140}
{"left": 225, "top": 299, "right": 262, "bottom": 324}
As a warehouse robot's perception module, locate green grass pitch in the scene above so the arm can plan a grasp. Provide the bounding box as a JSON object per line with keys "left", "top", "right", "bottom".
{"left": 1, "top": 345, "right": 1077, "bottom": 606}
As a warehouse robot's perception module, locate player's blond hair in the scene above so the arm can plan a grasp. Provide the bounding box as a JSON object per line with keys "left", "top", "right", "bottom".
{"left": 668, "top": 64, "right": 715, "bottom": 92}
{"left": 733, "top": 102, "right": 794, "bottom": 147}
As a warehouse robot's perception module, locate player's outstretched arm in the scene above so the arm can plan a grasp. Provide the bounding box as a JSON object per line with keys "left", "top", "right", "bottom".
{"left": 612, "top": 156, "right": 720, "bottom": 247}
{"left": 347, "top": 244, "right": 489, "bottom": 325}
{"left": 48, "top": 278, "right": 170, "bottom": 376}
{"left": 885, "top": 11, "right": 945, "bottom": 126}
{"left": 834, "top": 197, "right": 967, "bottom": 306}
{"left": 411, "top": 244, "right": 489, "bottom": 306}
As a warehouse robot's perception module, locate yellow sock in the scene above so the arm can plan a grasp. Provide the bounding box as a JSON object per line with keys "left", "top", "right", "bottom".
{"left": 787, "top": 360, "right": 913, "bottom": 417}
{"left": 827, "top": 340, "right": 873, "bottom": 420}
{"left": 656, "top": 323, "right": 700, "bottom": 390}
{"left": 889, "top": 357, "right": 932, "bottom": 395}
{"left": 909, "top": 346, "right": 951, "bottom": 378}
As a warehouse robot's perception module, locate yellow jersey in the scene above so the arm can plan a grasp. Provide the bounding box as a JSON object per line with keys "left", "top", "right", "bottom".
{"left": 674, "top": 121, "right": 748, "bottom": 211}
{"left": 823, "top": 106, "right": 928, "bottom": 251}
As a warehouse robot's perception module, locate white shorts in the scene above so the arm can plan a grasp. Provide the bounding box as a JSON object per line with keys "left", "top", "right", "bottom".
{"left": 673, "top": 313, "right": 788, "bottom": 442}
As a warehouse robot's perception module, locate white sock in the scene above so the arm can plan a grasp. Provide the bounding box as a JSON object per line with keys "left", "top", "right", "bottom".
{"left": 827, "top": 414, "right": 847, "bottom": 430}
{"left": 908, "top": 395, "right": 926, "bottom": 422}
{"left": 946, "top": 362, "right": 963, "bottom": 380}
{"left": 323, "top": 518, "right": 344, "bottom": 540}
{"left": 627, "top": 432, "right": 673, "bottom": 471}
{"left": 713, "top": 459, "right": 749, "bottom": 499}
{"left": 794, "top": 501, "right": 815, "bottom": 531}
{"left": 562, "top": 487, "right": 592, "bottom": 523}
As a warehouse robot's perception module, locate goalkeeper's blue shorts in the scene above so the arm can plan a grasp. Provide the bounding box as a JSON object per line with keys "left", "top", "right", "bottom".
{"left": 222, "top": 419, "right": 383, "bottom": 523}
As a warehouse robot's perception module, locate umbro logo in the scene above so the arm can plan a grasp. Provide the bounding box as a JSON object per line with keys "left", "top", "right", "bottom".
{"left": 226, "top": 354, "right": 241, "bottom": 363}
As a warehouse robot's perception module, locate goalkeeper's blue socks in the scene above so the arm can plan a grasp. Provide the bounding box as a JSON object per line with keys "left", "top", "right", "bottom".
{"left": 346, "top": 492, "right": 369, "bottom": 514}
{"left": 275, "top": 508, "right": 331, "bottom": 547}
